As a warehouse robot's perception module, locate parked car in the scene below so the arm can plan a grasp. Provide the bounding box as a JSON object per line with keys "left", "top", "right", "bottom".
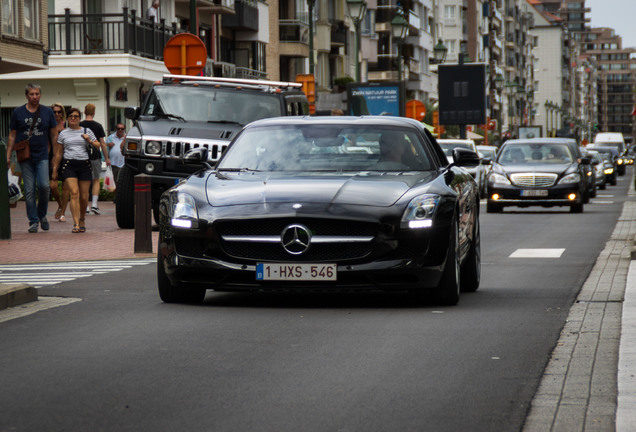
{"left": 157, "top": 116, "right": 482, "bottom": 306}
{"left": 438, "top": 139, "right": 486, "bottom": 195}
{"left": 586, "top": 145, "right": 619, "bottom": 186}
{"left": 486, "top": 138, "right": 591, "bottom": 213}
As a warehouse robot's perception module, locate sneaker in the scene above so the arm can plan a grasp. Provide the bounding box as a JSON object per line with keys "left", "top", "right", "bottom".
{"left": 86, "top": 207, "right": 91, "bottom": 213}
{"left": 28, "top": 223, "right": 38, "bottom": 233}
{"left": 40, "top": 217, "right": 50, "bottom": 231}
{"left": 91, "top": 207, "right": 100, "bottom": 215}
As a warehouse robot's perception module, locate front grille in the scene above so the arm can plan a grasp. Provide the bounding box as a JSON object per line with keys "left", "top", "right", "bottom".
{"left": 164, "top": 141, "right": 227, "bottom": 161}
{"left": 217, "top": 218, "right": 378, "bottom": 262}
{"left": 510, "top": 173, "right": 557, "bottom": 187}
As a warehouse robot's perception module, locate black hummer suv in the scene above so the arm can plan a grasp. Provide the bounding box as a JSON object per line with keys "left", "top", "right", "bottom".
{"left": 117, "top": 75, "right": 309, "bottom": 228}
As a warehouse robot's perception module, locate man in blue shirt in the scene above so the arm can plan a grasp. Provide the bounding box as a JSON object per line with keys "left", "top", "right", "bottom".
{"left": 7, "top": 83, "right": 58, "bottom": 233}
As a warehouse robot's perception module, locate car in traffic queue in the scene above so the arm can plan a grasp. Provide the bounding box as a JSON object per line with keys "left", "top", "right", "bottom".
{"left": 476, "top": 145, "right": 498, "bottom": 195}
{"left": 486, "top": 138, "right": 591, "bottom": 213}
{"left": 593, "top": 132, "right": 627, "bottom": 175}
{"left": 583, "top": 149, "right": 607, "bottom": 191}
{"left": 157, "top": 116, "right": 482, "bottom": 306}
{"left": 586, "top": 145, "right": 619, "bottom": 186}
{"left": 438, "top": 139, "right": 487, "bottom": 195}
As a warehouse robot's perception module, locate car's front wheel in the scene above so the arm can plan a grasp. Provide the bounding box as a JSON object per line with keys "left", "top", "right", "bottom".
{"left": 434, "top": 218, "right": 461, "bottom": 306}
{"left": 115, "top": 165, "right": 135, "bottom": 229}
{"left": 486, "top": 201, "right": 502, "bottom": 213}
{"left": 570, "top": 202, "right": 584, "bottom": 213}
{"left": 460, "top": 216, "right": 480, "bottom": 293}
{"left": 157, "top": 250, "right": 206, "bottom": 304}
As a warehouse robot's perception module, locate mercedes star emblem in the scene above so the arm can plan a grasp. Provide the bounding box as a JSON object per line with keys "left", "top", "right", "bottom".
{"left": 281, "top": 224, "right": 311, "bottom": 255}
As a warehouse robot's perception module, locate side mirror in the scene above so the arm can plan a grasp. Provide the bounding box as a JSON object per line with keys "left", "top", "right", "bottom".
{"left": 580, "top": 156, "right": 591, "bottom": 165}
{"left": 480, "top": 157, "right": 492, "bottom": 165}
{"left": 124, "top": 106, "right": 141, "bottom": 120}
{"left": 452, "top": 148, "right": 480, "bottom": 167}
{"left": 182, "top": 147, "right": 211, "bottom": 168}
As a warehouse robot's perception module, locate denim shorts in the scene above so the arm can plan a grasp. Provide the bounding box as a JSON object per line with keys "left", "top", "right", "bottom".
{"left": 61, "top": 159, "right": 92, "bottom": 181}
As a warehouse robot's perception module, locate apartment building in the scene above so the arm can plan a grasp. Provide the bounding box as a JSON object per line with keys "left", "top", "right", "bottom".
{"left": 584, "top": 28, "right": 636, "bottom": 137}
{"left": 0, "top": 0, "right": 274, "bottom": 137}
{"left": 0, "top": 0, "right": 48, "bottom": 74}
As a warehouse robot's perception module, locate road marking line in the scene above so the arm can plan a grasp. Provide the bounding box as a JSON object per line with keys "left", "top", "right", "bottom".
{"left": 0, "top": 297, "right": 82, "bottom": 324}
{"left": 510, "top": 248, "right": 565, "bottom": 258}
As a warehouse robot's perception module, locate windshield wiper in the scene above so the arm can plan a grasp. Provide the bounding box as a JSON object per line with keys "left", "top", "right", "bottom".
{"left": 159, "top": 113, "right": 186, "bottom": 122}
{"left": 209, "top": 120, "right": 244, "bottom": 126}
{"left": 217, "top": 168, "right": 261, "bottom": 172}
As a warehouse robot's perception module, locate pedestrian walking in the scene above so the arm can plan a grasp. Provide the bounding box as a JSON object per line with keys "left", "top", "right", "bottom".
{"left": 6, "top": 83, "right": 57, "bottom": 233}
{"left": 51, "top": 108, "right": 99, "bottom": 233}
{"left": 80, "top": 103, "right": 109, "bottom": 215}
{"left": 51, "top": 103, "right": 69, "bottom": 222}
{"left": 105, "top": 123, "right": 126, "bottom": 200}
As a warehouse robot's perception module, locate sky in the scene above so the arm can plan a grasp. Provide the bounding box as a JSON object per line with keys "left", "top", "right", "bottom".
{"left": 585, "top": 0, "right": 636, "bottom": 48}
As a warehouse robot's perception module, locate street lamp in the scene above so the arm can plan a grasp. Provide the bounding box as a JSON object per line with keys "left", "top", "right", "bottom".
{"left": 346, "top": 0, "right": 367, "bottom": 82}
{"left": 307, "top": 0, "right": 315, "bottom": 75}
{"left": 433, "top": 39, "right": 448, "bottom": 64}
{"left": 391, "top": 13, "right": 408, "bottom": 82}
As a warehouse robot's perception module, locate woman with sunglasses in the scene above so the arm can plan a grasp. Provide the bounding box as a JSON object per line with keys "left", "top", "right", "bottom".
{"left": 50, "top": 103, "right": 70, "bottom": 222}
{"left": 51, "top": 108, "right": 99, "bottom": 233}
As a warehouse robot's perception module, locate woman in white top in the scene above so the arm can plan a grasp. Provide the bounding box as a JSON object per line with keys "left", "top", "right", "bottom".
{"left": 51, "top": 108, "right": 99, "bottom": 233}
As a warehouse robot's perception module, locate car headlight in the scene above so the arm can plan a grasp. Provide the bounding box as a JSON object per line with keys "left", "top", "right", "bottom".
{"left": 170, "top": 193, "right": 199, "bottom": 229}
{"left": 402, "top": 194, "right": 440, "bottom": 229}
{"left": 488, "top": 172, "right": 511, "bottom": 186}
{"left": 558, "top": 173, "right": 580, "bottom": 185}
{"left": 617, "top": 159, "right": 624, "bottom": 165}
{"left": 145, "top": 140, "right": 162, "bottom": 155}
{"left": 604, "top": 167, "right": 614, "bottom": 174}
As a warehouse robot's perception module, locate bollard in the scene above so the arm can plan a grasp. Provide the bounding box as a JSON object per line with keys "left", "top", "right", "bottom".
{"left": 0, "top": 141, "right": 11, "bottom": 240}
{"left": 134, "top": 174, "right": 153, "bottom": 253}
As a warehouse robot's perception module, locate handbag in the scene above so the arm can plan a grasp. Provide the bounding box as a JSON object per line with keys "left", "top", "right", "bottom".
{"left": 14, "top": 106, "right": 40, "bottom": 163}
{"left": 84, "top": 128, "right": 100, "bottom": 160}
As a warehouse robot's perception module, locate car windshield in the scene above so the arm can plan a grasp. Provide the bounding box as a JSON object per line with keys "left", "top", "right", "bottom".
{"left": 144, "top": 86, "right": 282, "bottom": 125}
{"left": 498, "top": 143, "right": 574, "bottom": 165}
{"left": 217, "top": 124, "right": 434, "bottom": 172}
{"left": 478, "top": 149, "right": 497, "bottom": 159}
{"left": 439, "top": 142, "right": 474, "bottom": 156}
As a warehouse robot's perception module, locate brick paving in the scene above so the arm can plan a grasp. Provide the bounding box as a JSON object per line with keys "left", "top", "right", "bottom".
{"left": 0, "top": 201, "right": 157, "bottom": 264}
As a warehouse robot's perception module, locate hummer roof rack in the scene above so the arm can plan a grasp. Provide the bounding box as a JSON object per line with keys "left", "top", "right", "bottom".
{"left": 163, "top": 74, "right": 303, "bottom": 90}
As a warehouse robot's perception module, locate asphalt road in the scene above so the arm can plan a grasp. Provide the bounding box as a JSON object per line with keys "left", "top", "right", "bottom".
{"left": 0, "top": 172, "right": 630, "bottom": 432}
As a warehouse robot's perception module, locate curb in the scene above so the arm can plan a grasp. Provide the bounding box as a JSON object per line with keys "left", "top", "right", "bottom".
{"left": 0, "top": 283, "right": 38, "bottom": 310}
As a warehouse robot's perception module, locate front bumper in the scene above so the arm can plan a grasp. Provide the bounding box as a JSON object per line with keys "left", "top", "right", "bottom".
{"left": 158, "top": 224, "right": 452, "bottom": 293}
{"left": 487, "top": 183, "right": 582, "bottom": 207}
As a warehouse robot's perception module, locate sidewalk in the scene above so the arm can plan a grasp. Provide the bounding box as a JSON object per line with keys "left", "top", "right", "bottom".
{"left": 0, "top": 201, "right": 157, "bottom": 264}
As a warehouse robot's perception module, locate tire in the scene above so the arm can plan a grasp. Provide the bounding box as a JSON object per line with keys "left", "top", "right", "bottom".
{"left": 157, "top": 249, "right": 206, "bottom": 304}
{"left": 116, "top": 165, "right": 135, "bottom": 229}
{"left": 583, "top": 185, "right": 590, "bottom": 204}
{"left": 570, "top": 202, "right": 584, "bottom": 213}
{"left": 599, "top": 181, "right": 606, "bottom": 190}
{"left": 590, "top": 185, "right": 597, "bottom": 198}
{"left": 433, "top": 218, "right": 460, "bottom": 306}
{"left": 486, "top": 201, "right": 502, "bottom": 213}
{"left": 611, "top": 174, "right": 617, "bottom": 186}
{"left": 460, "top": 216, "right": 480, "bottom": 293}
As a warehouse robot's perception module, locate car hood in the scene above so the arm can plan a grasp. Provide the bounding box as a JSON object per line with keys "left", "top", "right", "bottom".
{"left": 205, "top": 172, "right": 437, "bottom": 207}
{"left": 495, "top": 163, "right": 574, "bottom": 175}
{"left": 137, "top": 120, "right": 241, "bottom": 141}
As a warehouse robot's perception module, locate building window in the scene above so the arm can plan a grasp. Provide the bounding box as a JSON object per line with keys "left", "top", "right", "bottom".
{"left": 2, "top": 0, "right": 17, "bottom": 36}
{"left": 444, "top": 5, "right": 456, "bottom": 25}
{"left": 24, "top": 0, "right": 39, "bottom": 40}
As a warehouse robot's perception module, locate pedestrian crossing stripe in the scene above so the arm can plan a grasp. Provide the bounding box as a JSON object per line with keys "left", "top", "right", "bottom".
{"left": 0, "top": 258, "right": 155, "bottom": 288}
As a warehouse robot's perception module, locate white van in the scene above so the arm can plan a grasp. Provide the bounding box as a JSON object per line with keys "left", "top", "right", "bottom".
{"left": 594, "top": 132, "right": 626, "bottom": 175}
{"left": 594, "top": 132, "right": 625, "bottom": 154}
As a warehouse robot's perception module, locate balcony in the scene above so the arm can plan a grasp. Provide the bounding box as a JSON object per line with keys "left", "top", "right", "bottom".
{"left": 330, "top": 20, "right": 346, "bottom": 46}
{"left": 48, "top": 8, "right": 177, "bottom": 60}
{"left": 198, "top": 0, "right": 236, "bottom": 14}
{"left": 279, "top": 20, "right": 309, "bottom": 44}
{"left": 222, "top": 0, "right": 258, "bottom": 31}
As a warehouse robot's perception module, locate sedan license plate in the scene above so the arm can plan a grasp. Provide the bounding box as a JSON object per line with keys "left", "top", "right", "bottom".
{"left": 521, "top": 189, "right": 548, "bottom": 197}
{"left": 256, "top": 263, "right": 337, "bottom": 281}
